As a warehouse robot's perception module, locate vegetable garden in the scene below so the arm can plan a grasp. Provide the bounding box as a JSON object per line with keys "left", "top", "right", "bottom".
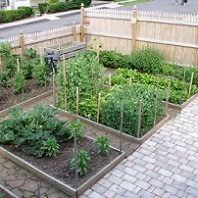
{"left": 1, "top": 43, "right": 198, "bottom": 197}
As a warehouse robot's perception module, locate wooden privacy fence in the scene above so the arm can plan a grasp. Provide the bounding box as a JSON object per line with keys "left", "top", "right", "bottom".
{"left": 83, "top": 7, "right": 198, "bottom": 66}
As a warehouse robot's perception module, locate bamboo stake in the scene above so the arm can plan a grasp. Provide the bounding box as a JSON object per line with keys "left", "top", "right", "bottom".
{"left": 129, "top": 78, "right": 132, "bottom": 86}
{"left": 137, "top": 100, "right": 142, "bottom": 138}
{"left": 153, "top": 78, "right": 159, "bottom": 127}
{"left": 37, "top": 182, "right": 41, "bottom": 198}
{"left": 97, "top": 92, "right": 101, "bottom": 123}
{"left": 53, "top": 69, "right": 56, "bottom": 105}
{"left": 119, "top": 99, "right": 123, "bottom": 153}
{"left": 40, "top": 53, "right": 43, "bottom": 65}
{"left": 188, "top": 72, "right": 194, "bottom": 97}
{"left": 165, "top": 83, "right": 171, "bottom": 115}
{"left": 76, "top": 87, "right": 79, "bottom": 115}
{"left": 63, "top": 55, "right": 67, "bottom": 108}
{"left": 74, "top": 129, "right": 79, "bottom": 187}
{"left": 17, "top": 59, "right": 20, "bottom": 72}
{"left": 180, "top": 67, "right": 186, "bottom": 105}
{"left": 109, "top": 73, "right": 111, "bottom": 87}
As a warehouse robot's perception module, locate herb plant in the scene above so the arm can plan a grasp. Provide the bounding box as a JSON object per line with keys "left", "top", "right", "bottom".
{"left": 67, "top": 119, "right": 85, "bottom": 143}
{"left": 70, "top": 149, "right": 91, "bottom": 176}
{"left": 94, "top": 135, "right": 110, "bottom": 155}
{"left": 41, "top": 138, "right": 60, "bottom": 157}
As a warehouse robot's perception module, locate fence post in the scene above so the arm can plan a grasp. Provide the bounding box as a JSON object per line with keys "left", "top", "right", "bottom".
{"left": 131, "top": 5, "right": 138, "bottom": 52}
{"left": 19, "top": 30, "right": 25, "bottom": 55}
{"left": 80, "top": 3, "right": 85, "bottom": 42}
{"left": 72, "top": 21, "right": 77, "bottom": 41}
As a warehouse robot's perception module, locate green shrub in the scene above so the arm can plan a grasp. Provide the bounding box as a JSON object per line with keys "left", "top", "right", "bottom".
{"left": 129, "top": 47, "right": 164, "bottom": 74}
{"left": 41, "top": 138, "right": 60, "bottom": 157}
{"left": 0, "top": 7, "right": 32, "bottom": 23}
{"left": 38, "top": 2, "right": 49, "bottom": 14}
{"left": 99, "top": 50, "right": 129, "bottom": 69}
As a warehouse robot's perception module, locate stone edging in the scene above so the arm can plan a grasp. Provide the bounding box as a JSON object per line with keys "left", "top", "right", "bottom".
{"left": 0, "top": 183, "right": 19, "bottom": 198}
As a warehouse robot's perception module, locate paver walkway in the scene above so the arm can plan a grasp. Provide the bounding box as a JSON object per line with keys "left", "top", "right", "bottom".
{"left": 81, "top": 97, "right": 198, "bottom": 198}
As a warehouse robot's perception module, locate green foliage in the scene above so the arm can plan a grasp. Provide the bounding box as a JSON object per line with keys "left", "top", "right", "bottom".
{"left": 49, "top": 0, "right": 57, "bottom": 4}
{"left": 0, "top": 71, "right": 11, "bottom": 87}
{"left": 0, "top": 42, "right": 12, "bottom": 58}
{"left": 100, "top": 84, "right": 164, "bottom": 137}
{"left": 38, "top": 2, "right": 49, "bottom": 14}
{"left": 70, "top": 149, "right": 91, "bottom": 176}
{"left": 0, "top": 104, "right": 70, "bottom": 157}
{"left": 0, "top": 7, "right": 32, "bottom": 23}
{"left": 32, "top": 63, "right": 47, "bottom": 86}
{"left": 129, "top": 47, "right": 164, "bottom": 74}
{"left": 94, "top": 135, "right": 109, "bottom": 155}
{"left": 99, "top": 50, "right": 129, "bottom": 69}
{"left": 13, "top": 71, "right": 25, "bottom": 94}
{"left": 56, "top": 51, "right": 104, "bottom": 114}
{"left": 41, "top": 138, "right": 60, "bottom": 157}
{"left": 67, "top": 119, "right": 85, "bottom": 143}
{"left": 110, "top": 68, "right": 198, "bottom": 104}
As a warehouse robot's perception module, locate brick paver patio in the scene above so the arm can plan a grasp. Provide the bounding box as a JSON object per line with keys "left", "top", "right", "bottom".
{"left": 81, "top": 97, "right": 198, "bottom": 198}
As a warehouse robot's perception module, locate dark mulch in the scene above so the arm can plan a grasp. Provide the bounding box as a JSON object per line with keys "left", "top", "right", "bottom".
{"left": 0, "top": 79, "right": 52, "bottom": 112}
{"left": 3, "top": 137, "right": 121, "bottom": 188}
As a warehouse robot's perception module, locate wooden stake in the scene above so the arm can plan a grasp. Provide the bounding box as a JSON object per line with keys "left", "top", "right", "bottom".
{"left": 97, "top": 92, "right": 101, "bottom": 123}
{"left": 63, "top": 55, "right": 68, "bottom": 109}
{"left": 129, "top": 78, "right": 132, "bottom": 86}
{"left": 17, "top": 59, "right": 20, "bottom": 72}
{"left": 76, "top": 87, "right": 79, "bottom": 115}
{"left": 188, "top": 72, "right": 194, "bottom": 97}
{"left": 53, "top": 69, "right": 56, "bottom": 105}
{"left": 153, "top": 78, "right": 159, "bottom": 126}
{"left": 109, "top": 73, "right": 111, "bottom": 87}
{"left": 119, "top": 99, "right": 123, "bottom": 153}
{"left": 74, "top": 129, "right": 79, "bottom": 187}
{"left": 137, "top": 100, "right": 142, "bottom": 138}
{"left": 165, "top": 83, "right": 171, "bottom": 115}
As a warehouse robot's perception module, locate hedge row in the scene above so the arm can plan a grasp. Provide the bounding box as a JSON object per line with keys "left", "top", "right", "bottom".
{"left": 0, "top": 6, "right": 33, "bottom": 23}
{"left": 39, "top": 0, "right": 92, "bottom": 14}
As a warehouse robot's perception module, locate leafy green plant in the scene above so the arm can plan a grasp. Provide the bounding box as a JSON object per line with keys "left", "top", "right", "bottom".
{"left": 41, "top": 138, "right": 60, "bottom": 157}
{"left": 32, "top": 63, "right": 47, "bottom": 86}
{"left": 56, "top": 51, "right": 104, "bottom": 112}
{"left": 0, "top": 71, "right": 11, "bottom": 87}
{"left": 70, "top": 149, "right": 91, "bottom": 176}
{"left": 13, "top": 71, "right": 25, "bottom": 94}
{"left": 94, "top": 135, "right": 110, "bottom": 155}
{"left": 129, "top": 47, "right": 165, "bottom": 74}
{"left": 0, "top": 104, "right": 70, "bottom": 157}
{"left": 67, "top": 119, "right": 85, "bottom": 143}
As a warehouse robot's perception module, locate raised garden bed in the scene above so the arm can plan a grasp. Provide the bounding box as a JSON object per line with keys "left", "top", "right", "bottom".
{"left": 0, "top": 137, "right": 124, "bottom": 197}
{"left": 44, "top": 41, "right": 86, "bottom": 61}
